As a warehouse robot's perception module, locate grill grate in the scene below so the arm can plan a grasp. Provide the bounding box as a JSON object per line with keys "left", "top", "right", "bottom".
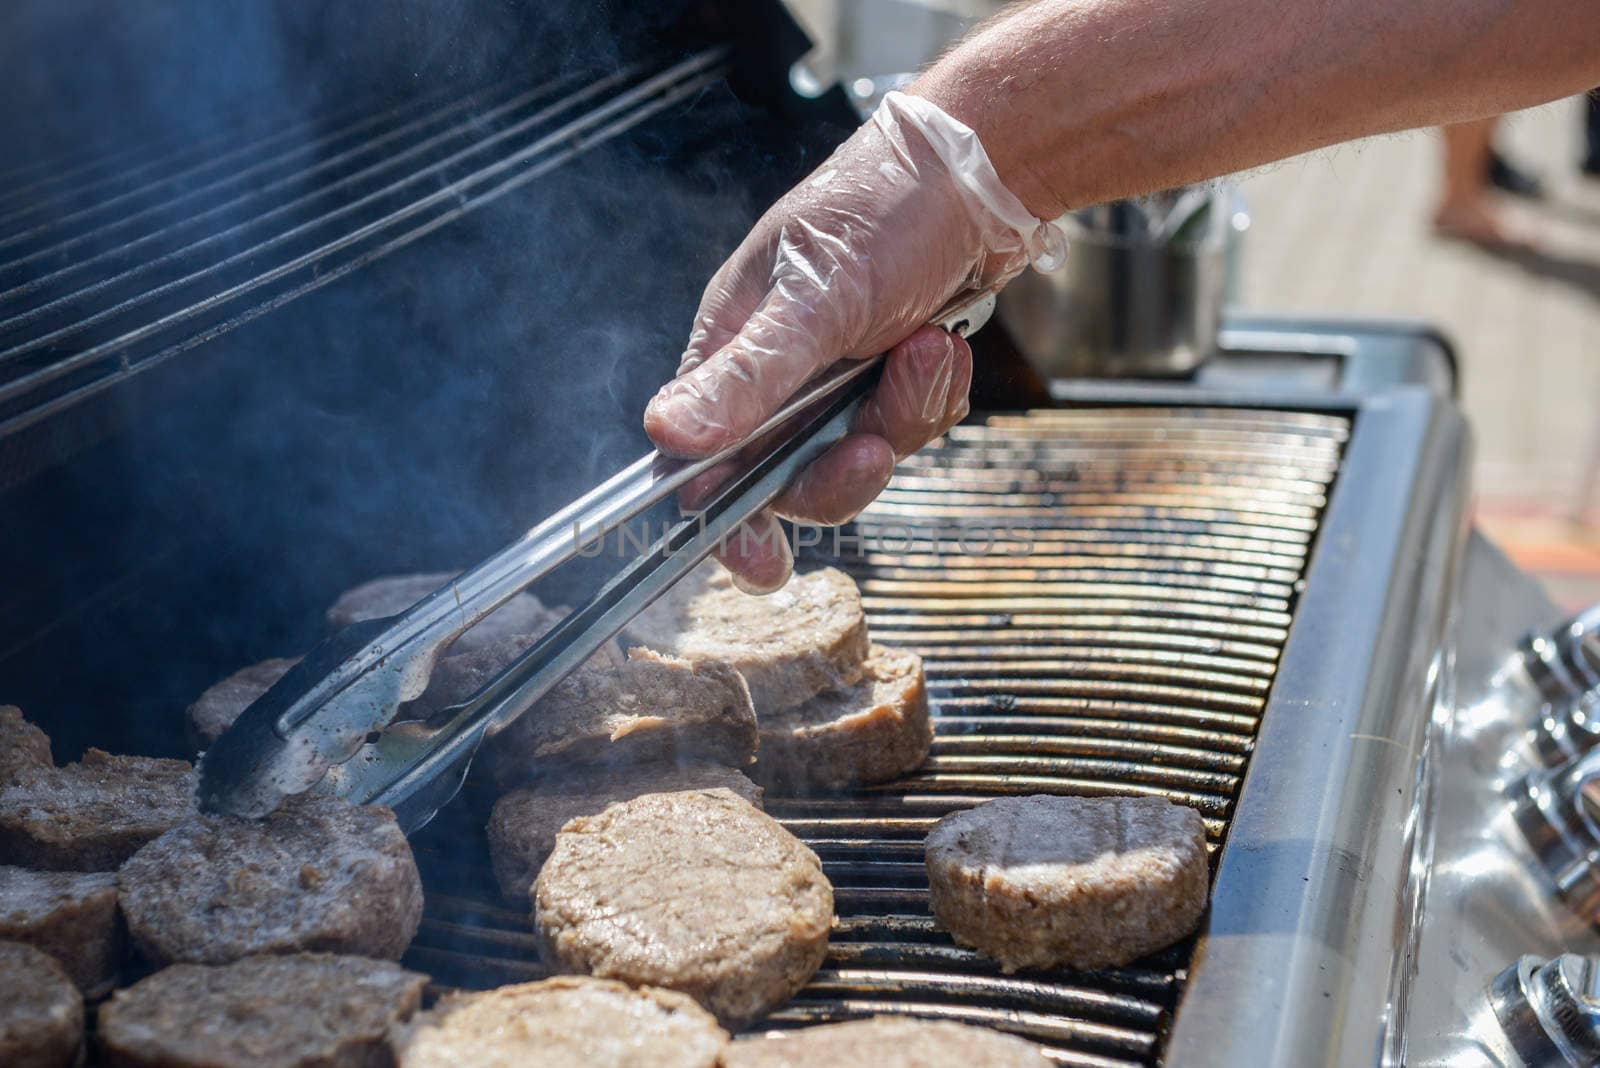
{"left": 0, "top": 48, "right": 729, "bottom": 441}
{"left": 403, "top": 405, "right": 1348, "bottom": 1066}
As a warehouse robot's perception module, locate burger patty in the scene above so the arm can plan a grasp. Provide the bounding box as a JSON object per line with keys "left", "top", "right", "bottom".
{"left": 185, "top": 657, "right": 301, "bottom": 751}
{"left": 118, "top": 797, "right": 423, "bottom": 967}
{"left": 411, "top": 623, "right": 624, "bottom": 724}
{"left": 325, "top": 571, "right": 561, "bottom": 657}
{"left": 487, "top": 762, "right": 763, "bottom": 903}
{"left": 925, "top": 794, "right": 1209, "bottom": 971}
{"left": 98, "top": 953, "right": 426, "bottom": 1068}
{"left": 0, "top": 750, "right": 196, "bottom": 871}
{"left": 478, "top": 648, "right": 757, "bottom": 789}
{"left": 0, "top": 941, "right": 82, "bottom": 1068}
{"left": 624, "top": 564, "right": 868, "bottom": 714}
{"left": 0, "top": 707, "right": 51, "bottom": 783}
{"left": 393, "top": 976, "right": 727, "bottom": 1068}
{"left": 754, "top": 644, "right": 930, "bottom": 791}
{"left": 0, "top": 866, "right": 120, "bottom": 996}
{"left": 189, "top": 616, "right": 611, "bottom": 753}
{"left": 534, "top": 787, "right": 832, "bottom": 1028}
{"left": 723, "top": 1017, "right": 1054, "bottom": 1067}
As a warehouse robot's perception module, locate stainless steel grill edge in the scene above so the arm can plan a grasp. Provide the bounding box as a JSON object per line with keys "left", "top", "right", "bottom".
{"left": 1164, "top": 386, "right": 1470, "bottom": 1064}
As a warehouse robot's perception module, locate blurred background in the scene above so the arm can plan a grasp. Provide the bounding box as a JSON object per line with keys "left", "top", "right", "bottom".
{"left": 786, "top": 0, "right": 1600, "bottom": 609}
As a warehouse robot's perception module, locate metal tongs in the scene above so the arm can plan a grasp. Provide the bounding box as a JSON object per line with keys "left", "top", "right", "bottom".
{"left": 197, "top": 293, "right": 995, "bottom": 832}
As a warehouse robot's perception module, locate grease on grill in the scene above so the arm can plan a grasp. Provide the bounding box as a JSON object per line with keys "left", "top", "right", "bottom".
{"left": 404, "top": 407, "right": 1347, "bottom": 1068}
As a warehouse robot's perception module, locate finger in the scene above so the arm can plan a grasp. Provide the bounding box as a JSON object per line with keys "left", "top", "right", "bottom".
{"left": 771, "top": 433, "right": 896, "bottom": 525}
{"left": 678, "top": 250, "right": 770, "bottom": 376}
{"left": 645, "top": 280, "right": 839, "bottom": 459}
{"left": 676, "top": 456, "right": 745, "bottom": 514}
{"left": 854, "top": 326, "right": 972, "bottom": 459}
{"left": 713, "top": 510, "right": 793, "bottom": 594}
{"left": 940, "top": 333, "right": 974, "bottom": 431}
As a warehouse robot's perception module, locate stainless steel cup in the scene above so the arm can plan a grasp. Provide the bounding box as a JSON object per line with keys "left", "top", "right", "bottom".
{"left": 999, "top": 187, "right": 1243, "bottom": 379}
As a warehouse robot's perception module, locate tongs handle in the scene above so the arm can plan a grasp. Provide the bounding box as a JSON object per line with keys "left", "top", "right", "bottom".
{"left": 197, "top": 292, "right": 994, "bottom": 826}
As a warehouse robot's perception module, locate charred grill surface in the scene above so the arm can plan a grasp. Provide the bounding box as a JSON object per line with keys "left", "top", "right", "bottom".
{"left": 405, "top": 405, "right": 1348, "bottom": 1067}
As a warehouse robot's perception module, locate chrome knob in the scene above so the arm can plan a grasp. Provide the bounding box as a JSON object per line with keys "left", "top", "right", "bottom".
{"left": 1512, "top": 749, "right": 1600, "bottom": 921}
{"left": 1523, "top": 605, "right": 1600, "bottom": 704}
{"left": 1519, "top": 606, "right": 1600, "bottom": 765}
{"left": 1490, "top": 954, "right": 1600, "bottom": 1067}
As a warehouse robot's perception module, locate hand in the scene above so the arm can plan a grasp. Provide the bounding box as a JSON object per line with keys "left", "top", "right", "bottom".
{"left": 644, "top": 92, "right": 1064, "bottom": 592}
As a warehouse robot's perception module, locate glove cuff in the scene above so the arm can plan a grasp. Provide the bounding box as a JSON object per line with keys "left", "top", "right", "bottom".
{"left": 876, "top": 90, "right": 1069, "bottom": 273}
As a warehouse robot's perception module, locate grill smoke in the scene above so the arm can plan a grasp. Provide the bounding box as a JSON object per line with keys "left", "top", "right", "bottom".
{"left": 0, "top": 0, "right": 851, "bottom": 759}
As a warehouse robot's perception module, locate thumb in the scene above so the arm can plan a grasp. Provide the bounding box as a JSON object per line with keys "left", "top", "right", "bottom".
{"left": 644, "top": 279, "right": 840, "bottom": 458}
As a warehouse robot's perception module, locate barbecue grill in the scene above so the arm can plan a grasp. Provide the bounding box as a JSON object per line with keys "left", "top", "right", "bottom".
{"left": 5, "top": 3, "right": 1600, "bottom": 1066}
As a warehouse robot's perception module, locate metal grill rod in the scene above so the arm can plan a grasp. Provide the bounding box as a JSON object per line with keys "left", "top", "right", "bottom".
{"left": 0, "top": 74, "right": 536, "bottom": 304}
{"left": 0, "top": 81, "right": 467, "bottom": 244}
{"left": 0, "top": 61, "right": 649, "bottom": 368}
{"left": 0, "top": 76, "right": 579, "bottom": 327}
{"left": 0, "top": 93, "right": 341, "bottom": 220}
{"left": 0, "top": 49, "right": 729, "bottom": 437}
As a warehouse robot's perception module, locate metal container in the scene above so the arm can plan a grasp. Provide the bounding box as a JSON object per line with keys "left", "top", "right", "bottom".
{"left": 999, "top": 188, "right": 1242, "bottom": 379}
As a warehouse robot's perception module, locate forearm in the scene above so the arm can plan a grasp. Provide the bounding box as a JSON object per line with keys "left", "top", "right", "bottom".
{"left": 912, "top": 0, "right": 1600, "bottom": 218}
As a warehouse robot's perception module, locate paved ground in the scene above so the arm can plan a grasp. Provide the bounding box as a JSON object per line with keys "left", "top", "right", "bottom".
{"left": 1235, "top": 98, "right": 1600, "bottom": 608}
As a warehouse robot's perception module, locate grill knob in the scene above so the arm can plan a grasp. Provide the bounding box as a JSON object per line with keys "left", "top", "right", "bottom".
{"left": 1520, "top": 606, "right": 1600, "bottom": 764}
{"left": 1513, "top": 749, "right": 1600, "bottom": 921}
{"left": 1524, "top": 606, "right": 1600, "bottom": 704}
{"left": 1490, "top": 954, "right": 1600, "bottom": 1067}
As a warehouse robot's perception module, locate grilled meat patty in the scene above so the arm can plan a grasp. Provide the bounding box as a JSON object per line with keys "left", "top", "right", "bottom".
{"left": 0, "top": 866, "right": 120, "bottom": 996}
{"left": 925, "top": 794, "right": 1209, "bottom": 971}
{"left": 98, "top": 953, "right": 426, "bottom": 1068}
{"left": 723, "top": 1017, "right": 1054, "bottom": 1067}
{"left": 325, "top": 571, "right": 562, "bottom": 657}
{"left": 412, "top": 623, "right": 624, "bottom": 723}
{"left": 624, "top": 563, "right": 869, "bottom": 714}
{"left": 0, "top": 941, "right": 82, "bottom": 1068}
{"left": 190, "top": 612, "right": 612, "bottom": 754}
{"left": 754, "top": 644, "right": 929, "bottom": 791}
{"left": 534, "top": 787, "right": 832, "bottom": 1028}
{"left": 487, "top": 762, "right": 763, "bottom": 903}
{"left": 118, "top": 797, "right": 423, "bottom": 967}
{"left": 0, "top": 707, "right": 51, "bottom": 783}
{"left": 185, "top": 657, "right": 301, "bottom": 751}
{"left": 479, "top": 648, "right": 758, "bottom": 789}
{"left": 0, "top": 750, "right": 196, "bottom": 871}
{"left": 393, "top": 976, "right": 727, "bottom": 1068}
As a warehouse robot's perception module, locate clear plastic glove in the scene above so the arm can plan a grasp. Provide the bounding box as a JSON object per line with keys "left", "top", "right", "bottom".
{"left": 644, "top": 91, "right": 1066, "bottom": 593}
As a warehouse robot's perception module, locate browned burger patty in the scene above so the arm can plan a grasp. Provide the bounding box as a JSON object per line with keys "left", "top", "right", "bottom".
{"left": 487, "top": 763, "right": 763, "bottom": 903}
{"left": 534, "top": 787, "right": 832, "bottom": 1028}
{"left": 755, "top": 644, "right": 930, "bottom": 791}
{"left": 185, "top": 657, "right": 301, "bottom": 751}
{"left": 479, "top": 648, "right": 757, "bottom": 788}
{"left": 925, "top": 794, "right": 1209, "bottom": 971}
{"left": 0, "top": 866, "right": 120, "bottom": 996}
{"left": 98, "top": 953, "right": 426, "bottom": 1068}
{"left": 118, "top": 797, "right": 423, "bottom": 967}
{"left": 412, "top": 625, "right": 624, "bottom": 726}
{"left": 0, "top": 941, "right": 82, "bottom": 1068}
{"left": 325, "top": 571, "right": 561, "bottom": 657}
{"left": 0, "top": 750, "right": 196, "bottom": 871}
{"left": 624, "top": 563, "right": 868, "bottom": 713}
{"left": 0, "top": 707, "right": 51, "bottom": 783}
{"left": 723, "top": 1017, "right": 1054, "bottom": 1067}
{"left": 393, "top": 976, "right": 727, "bottom": 1068}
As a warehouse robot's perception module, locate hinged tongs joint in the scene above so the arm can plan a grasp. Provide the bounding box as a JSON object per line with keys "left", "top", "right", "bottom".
{"left": 196, "top": 293, "right": 996, "bottom": 831}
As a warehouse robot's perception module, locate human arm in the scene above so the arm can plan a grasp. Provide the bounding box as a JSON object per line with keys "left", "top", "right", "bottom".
{"left": 646, "top": 0, "right": 1600, "bottom": 591}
